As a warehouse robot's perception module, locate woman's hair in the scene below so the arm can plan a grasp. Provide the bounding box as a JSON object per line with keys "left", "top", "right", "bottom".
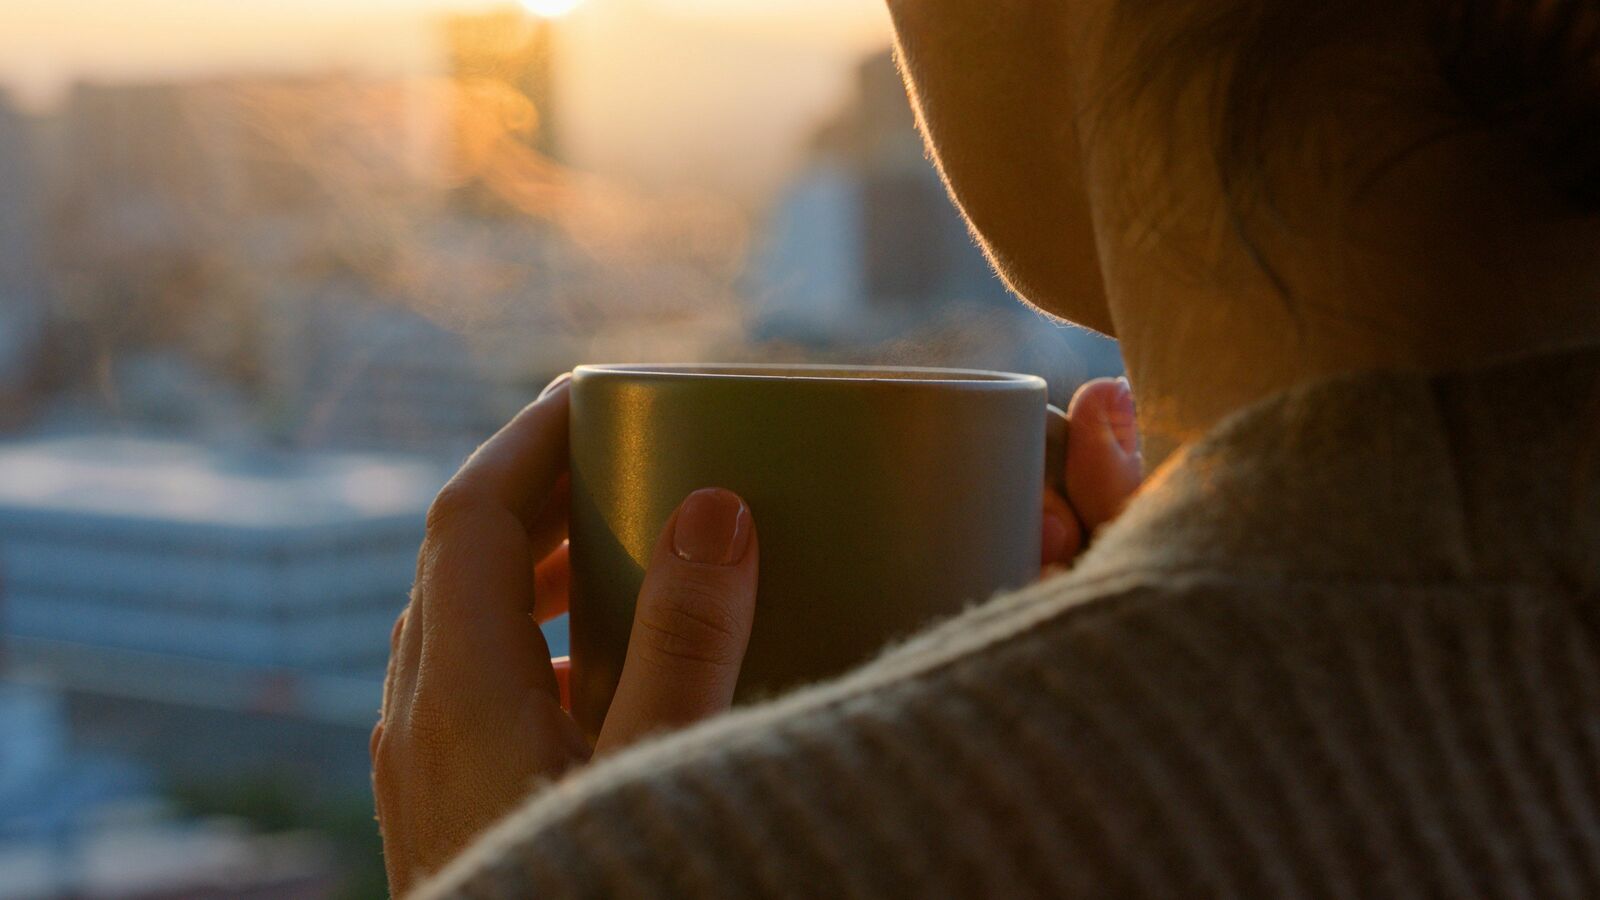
{"left": 1119, "top": 0, "right": 1600, "bottom": 217}
{"left": 1437, "top": 1, "right": 1600, "bottom": 211}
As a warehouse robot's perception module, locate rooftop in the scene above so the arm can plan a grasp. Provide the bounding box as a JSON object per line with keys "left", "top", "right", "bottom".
{"left": 0, "top": 435, "right": 446, "bottom": 530}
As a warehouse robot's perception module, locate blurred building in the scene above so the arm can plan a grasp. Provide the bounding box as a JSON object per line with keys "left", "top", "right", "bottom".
{"left": 0, "top": 826, "right": 334, "bottom": 900}
{"left": 0, "top": 95, "right": 49, "bottom": 427}
{"left": 751, "top": 51, "right": 1123, "bottom": 393}
{"left": 260, "top": 271, "right": 503, "bottom": 457}
{"left": 0, "top": 435, "right": 438, "bottom": 682}
{"left": 0, "top": 683, "right": 151, "bottom": 843}
{"left": 753, "top": 52, "right": 1011, "bottom": 340}
{"left": 54, "top": 76, "right": 440, "bottom": 233}
{"left": 0, "top": 684, "right": 338, "bottom": 899}
{"left": 0, "top": 436, "right": 443, "bottom": 783}
{"left": 45, "top": 76, "right": 446, "bottom": 391}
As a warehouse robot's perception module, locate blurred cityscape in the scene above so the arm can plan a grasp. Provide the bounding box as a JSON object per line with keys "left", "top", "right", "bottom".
{"left": 0, "top": 5, "right": 1121, "bottom": 897}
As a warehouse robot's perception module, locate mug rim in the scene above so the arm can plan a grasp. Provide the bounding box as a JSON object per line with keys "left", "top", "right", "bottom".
{"left": 573, "top": 363, "right": 1045, "bottom": 389}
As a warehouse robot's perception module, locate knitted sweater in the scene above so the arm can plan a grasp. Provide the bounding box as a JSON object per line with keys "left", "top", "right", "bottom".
{"left": 420, "top": 344, "right": 1600, "bottom": 898}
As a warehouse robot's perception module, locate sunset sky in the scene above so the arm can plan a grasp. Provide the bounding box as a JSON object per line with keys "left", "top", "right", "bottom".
{"left": 0, "top": 0, "right": 897, "bottom": 198}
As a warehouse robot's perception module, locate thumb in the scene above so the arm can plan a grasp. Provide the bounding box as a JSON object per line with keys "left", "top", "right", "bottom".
{"left": 594, "top": 488, "right": 759, "bottom": 756}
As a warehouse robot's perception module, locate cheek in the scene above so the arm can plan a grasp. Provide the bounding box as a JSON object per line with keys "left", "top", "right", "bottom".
{"left": 886, "top": 2, "right": 1116, "bottom": 334}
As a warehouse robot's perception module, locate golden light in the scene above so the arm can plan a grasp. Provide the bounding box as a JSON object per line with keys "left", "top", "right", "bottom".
{"left": 520, "top": 0, "right": 586, "bottom": 18}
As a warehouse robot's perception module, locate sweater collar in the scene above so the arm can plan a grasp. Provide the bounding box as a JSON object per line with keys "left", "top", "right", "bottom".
{"left": 1073, "top": 343, "right": 1600, "bottom": 591}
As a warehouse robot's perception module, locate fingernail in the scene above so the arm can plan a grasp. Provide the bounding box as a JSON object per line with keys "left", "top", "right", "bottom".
{"left": 674, "top": 489, "right": 752, "bottom": 566}
{"left": 537, "top": 372, "right": 573, "bottom": 401}
{"left": 1107, "top": 379, "right": 1138, "bottom": 455}
{"left": 1041, "top": 512, "right": 1070, "bottom": 565}
{"left": 1112, "top": 377, "right": 1135, "bottom": 413}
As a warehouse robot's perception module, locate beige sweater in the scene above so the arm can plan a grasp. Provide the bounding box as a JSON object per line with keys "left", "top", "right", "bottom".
{"left": 420, "top": 344, "right": 1600, "bottom": 898}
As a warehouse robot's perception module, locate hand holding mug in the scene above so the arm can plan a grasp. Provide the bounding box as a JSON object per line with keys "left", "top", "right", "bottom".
{"left": 1041, "top": 376, "right": 1144, "bottom": 565}
{"left": 373, "top": 373, "right": 1141, "bottom": 896}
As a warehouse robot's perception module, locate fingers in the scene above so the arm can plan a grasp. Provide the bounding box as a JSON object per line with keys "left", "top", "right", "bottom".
{"left": 1041, "top": 404, "right": 1082, "bottom": 568}
{"left": 1041, "top": 486, "right": 1084, "bottom": 567}
{"left": 525, "top": 473, "right": 570, "bottom": 565}
{"left": 372, "top": 377, "right": 580, "bottom": 893}
{"left": 431, "top": 375, "right": 571, "bottom": 534}
{"left": 594, "top": 489, "right": 759, "bottom": 756}
{"left": 375, "top": 606, "right": 409, "bottom": 756}
{"left": 404, "top": 377, "right": 574, "bottom": 708}
{"left": 533, "top": 542, "right": 570, "bottom": 622}
{"left": 1065, "top": 377, "right": 1143, "bottom": 533}
{"left": 551, "top": 656, "right": 572, "bottom": 711}
{"left": 383, "top": 607, "right": 407, "bottom": 703}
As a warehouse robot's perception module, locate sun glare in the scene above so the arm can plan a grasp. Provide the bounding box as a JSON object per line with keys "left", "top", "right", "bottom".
{"left": 520, "top": 0, "right": 586, "bottom": 18}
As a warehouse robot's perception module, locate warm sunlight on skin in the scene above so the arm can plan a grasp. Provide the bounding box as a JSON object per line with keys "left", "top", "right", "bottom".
{"left": 521, "top": 0, "right": 587, "bottom": 18}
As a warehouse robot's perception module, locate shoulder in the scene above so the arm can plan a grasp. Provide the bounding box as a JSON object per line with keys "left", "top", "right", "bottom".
{"left": 418, "top": 565, "right": 1590, "bottom": 899}
{"left": 414, "top": 568, "right": 1276, "bottom": 898}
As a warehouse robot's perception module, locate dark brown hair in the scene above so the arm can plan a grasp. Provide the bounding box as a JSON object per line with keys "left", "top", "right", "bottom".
{"left": 1119, "top": 0, "right": 1600, "bottom": 216}
{"left": 1437, "top": 0, "right": 1600, "bottom": 211}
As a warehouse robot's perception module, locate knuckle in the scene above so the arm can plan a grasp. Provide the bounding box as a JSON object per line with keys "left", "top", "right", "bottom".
{"left": 390, "top": 608, "right": 408, "bottom": 652}
{"left": 371, "top": 731, "right": 398, "bottom": 790}
{"left": 424, "top": 480, "right": 487, "bottom": 534}
{"left": 634, "top": 576, "right": 745, "bottom": 669}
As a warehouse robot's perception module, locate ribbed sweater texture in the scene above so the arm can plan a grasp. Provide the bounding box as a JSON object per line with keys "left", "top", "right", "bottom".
{"left": 419, "top": 345, "right": 1600, "bottom": 898}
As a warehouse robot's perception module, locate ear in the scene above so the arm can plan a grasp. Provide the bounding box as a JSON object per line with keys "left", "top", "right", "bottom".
{"left": 889, "top": 0, "right": 1115, "bottom": 336}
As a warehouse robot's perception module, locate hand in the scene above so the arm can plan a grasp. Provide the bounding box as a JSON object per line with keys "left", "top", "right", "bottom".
{"left": 1040, "top": 377, "right": 1143, "bottom": 567}
{"left": 372, "top": 376, "right": 761, "bottom": 897}
{"left": 373, "top": 373, "right": 1137, "bottom": 895}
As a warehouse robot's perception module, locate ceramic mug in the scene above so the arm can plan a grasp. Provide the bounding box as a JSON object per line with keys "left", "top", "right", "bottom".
{"left": 567, "top": 363, "right": 1061, "bottom": 737}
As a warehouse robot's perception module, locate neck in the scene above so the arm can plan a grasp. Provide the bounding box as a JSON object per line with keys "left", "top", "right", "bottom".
{"left": 1103, "top": 179, "right": 1600, "bottom": 469}
{"left": 1062, "top": 24, "right": 1600, "bottom": 468}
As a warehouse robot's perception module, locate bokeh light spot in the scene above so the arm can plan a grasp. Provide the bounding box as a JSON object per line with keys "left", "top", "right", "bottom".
{"left": 520, "top": 0, "right": 586, "bottom": 18}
